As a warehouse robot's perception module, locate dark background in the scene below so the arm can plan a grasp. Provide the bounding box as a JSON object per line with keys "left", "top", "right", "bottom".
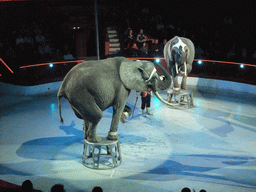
{"left": 0, "top": 0, "right": 255, "bottom": 85}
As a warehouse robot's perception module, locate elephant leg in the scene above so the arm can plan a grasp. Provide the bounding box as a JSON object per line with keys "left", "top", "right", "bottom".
{"left": 181, "top": 75, "right": 188, "bottom": 90}
{"left": 107, "top": 87, "right": 129, "bottom": 141}
{"left": 83, "top": 119, "right": 91, "bottom": 139}
{"left": 172, "top": 70, "right": 180, "bottom": 95}
{"left": 71, "top": 106, "right": 83, "bottom": 119}
{"left": 71, "top": 97, "right": 103, "bottom": 143}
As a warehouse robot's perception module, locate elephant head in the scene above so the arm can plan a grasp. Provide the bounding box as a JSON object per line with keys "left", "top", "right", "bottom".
{"left": 120, "top": 58, "right": 176, "bottom": 108}
{"left": 120, "top": 59, "right": 172, "bottom": 92}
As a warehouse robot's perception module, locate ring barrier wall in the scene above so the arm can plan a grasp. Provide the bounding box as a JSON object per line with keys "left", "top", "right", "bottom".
{"left": 1, "top": 77, "right": 255, "bottom": 97}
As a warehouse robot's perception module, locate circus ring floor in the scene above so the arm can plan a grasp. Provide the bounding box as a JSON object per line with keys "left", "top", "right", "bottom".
{"left": 0, "top": 77, "right": 256, "bottom": 192}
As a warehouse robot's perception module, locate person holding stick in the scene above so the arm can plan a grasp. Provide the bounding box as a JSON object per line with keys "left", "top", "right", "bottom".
{"left": 140, "top": 88, "right": 153, "bottom": 116}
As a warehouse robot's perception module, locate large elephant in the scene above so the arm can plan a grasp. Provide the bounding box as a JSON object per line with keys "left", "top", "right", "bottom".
{"left": 57, "top": 56, "right": 172, "bottom": 143}
{"left": 164, "top": 36, "right": 195, "bottom": 94}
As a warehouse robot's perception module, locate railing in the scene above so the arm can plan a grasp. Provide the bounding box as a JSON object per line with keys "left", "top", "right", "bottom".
{"left": 1, "top": 57, "right": 256, "bottom": 86}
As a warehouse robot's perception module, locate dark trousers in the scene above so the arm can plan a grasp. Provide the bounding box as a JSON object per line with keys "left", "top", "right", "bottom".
{"left": 141, "top": 94, "right": 151, "bottom": 110}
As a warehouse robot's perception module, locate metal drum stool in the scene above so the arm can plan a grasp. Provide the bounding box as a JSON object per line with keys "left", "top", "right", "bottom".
{"left": 82, "top": 135, "right": 122, "bottom": 169}
{"left": 167, "top": 89, "right": 194, "bottom": 108}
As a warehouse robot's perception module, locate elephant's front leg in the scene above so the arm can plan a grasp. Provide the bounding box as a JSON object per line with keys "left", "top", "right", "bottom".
{"left": 107, "top": 88, "right": 128, "bottom": 141}
{"left": 172, "top": 68, "right": 180, "bottom": 95}
{"left": 83, "top": 119, "right": 90, "bottom": 139}
{"left": 181, "top": 75, "right": 188, "bottom": 90}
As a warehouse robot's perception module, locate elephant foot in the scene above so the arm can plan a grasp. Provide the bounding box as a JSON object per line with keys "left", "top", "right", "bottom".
{"left": 107, "top": 133, "right": 120, "bottom": 141}
{"left": 86, "top": 134, "right": 102, "bottom": 143}
{"left": 173, "top": 88, "right": 180, "bottom": 95}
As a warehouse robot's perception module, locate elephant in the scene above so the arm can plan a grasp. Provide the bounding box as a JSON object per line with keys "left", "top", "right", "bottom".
{"left": 164, "top": 36, "right": 195, "bottom": 95}
{"left": 57, "top": 56, "right": 173, "bottom": 143}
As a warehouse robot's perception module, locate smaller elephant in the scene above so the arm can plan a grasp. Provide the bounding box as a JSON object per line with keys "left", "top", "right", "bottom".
{"left": 57, "top": 57, "right": 172, "bottom": 143}
{"left": 164, "top": 36, "right": 195, "bottom": 95}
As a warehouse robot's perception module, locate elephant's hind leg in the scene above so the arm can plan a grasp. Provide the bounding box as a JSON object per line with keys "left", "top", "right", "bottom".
{"left": 71, "top": 99, "right": 103, "bottom": 143}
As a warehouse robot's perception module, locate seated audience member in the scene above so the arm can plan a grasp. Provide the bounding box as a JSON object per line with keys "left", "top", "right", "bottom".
{"left": 124, "top": 29, "right": 136, "bottom": 49}
{"left": 160, "top": 38, "right": 167, "bottom": 53}
{"left": 131, "top": 42, "right": 138, "bottom": 50}
{"left": 22, "top": 180, "right": 33, "bottom": 192}
{"left": 140, "top": 42, "right": 148, "bottom": 56}
{"left": 136, "top": 29, "right": 147, "bottom": 48}
{"left": 195, "top": 44, "right": 204, "bottom": 59}
{"left": 181, "top": 187, "right": 191, "bottom": 192}
{"left": 51, "top": 184, "right": 65, "bottom": 192}
{"left": 92, "top": 186, "right": 103, "bottom": 192}
{"left": 150, "top": 39, "right": 161, "bottom": 56}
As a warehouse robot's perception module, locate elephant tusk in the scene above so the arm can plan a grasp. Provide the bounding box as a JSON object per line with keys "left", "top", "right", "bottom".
{"left": 184, "top": 62, "right": 187, "bottom": 76}
{"left": 175, "top": 62, "right": 179, "bottom": 74}
{"left": 153, "top": 91, "right": 179, "bottom": 107}
{"left": 146, "top": 67, "right": 157, "bottom": 83}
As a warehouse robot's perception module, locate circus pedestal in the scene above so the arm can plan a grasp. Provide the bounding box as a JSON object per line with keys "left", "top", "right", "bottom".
{"left": 167, "top": 89, "right": 194, "bottom": 108}
{"left": 82, "top": 135, "right": 122, "bottom": 169}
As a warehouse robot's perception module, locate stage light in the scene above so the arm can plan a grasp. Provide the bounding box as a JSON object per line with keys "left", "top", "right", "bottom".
{"left": 240, "top": 64, "right": 244, "bottom": 68}
{"left": 155, "top": 58, "right": 160, "bottom": 63}
{"left": 198, "top": 60, "right": 202, "bottom": 64}
{"left": 49, "top": 64, "right": 53, "bottom": 68}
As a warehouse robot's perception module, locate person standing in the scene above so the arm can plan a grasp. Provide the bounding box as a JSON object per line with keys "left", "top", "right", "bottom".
{"left": 140, "top": 88, "right": 153, "bottom": 116}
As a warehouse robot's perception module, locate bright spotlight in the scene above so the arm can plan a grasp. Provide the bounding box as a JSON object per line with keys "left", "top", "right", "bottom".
{"left": 198, "top": 60, "right": 202, "bottom": 64}
{"left": 240, "top": 64, "right": 244, "bottom": 69}
{"left": 49, "top": 64, "right": 53, "bottom": 68}
{"left": 155, "top": 58, "right": 160, "bottom": 63}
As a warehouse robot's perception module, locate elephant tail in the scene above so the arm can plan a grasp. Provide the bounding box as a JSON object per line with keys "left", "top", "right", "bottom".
{"left": 57, "top": 94, "right": 64, "bottom": 124}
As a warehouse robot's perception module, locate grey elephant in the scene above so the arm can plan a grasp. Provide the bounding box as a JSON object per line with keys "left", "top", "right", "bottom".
{"left": 164, "top": 36, "right": 195, "bottom": 95}
{"left": 57, "top": 56, "right": 173, "bottom": 143}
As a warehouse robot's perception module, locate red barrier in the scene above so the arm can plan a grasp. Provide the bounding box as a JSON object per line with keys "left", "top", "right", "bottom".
{"left": 0, "top": 58, "right": 14, "bottom": 73}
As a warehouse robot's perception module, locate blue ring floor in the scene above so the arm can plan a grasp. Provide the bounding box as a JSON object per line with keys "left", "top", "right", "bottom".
{"left": 0, "top": 87, "right": 256, "bottom": 192}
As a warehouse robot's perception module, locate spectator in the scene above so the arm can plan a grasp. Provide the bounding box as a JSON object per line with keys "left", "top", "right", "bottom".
{"left": 136, "top": 29, "right": 147, "bottom": 48}
{"left": 131, "top": 42, "right": 138, "bottom": 50}
{"left": 160, "top": 38, "right": 167, "bottom": 53}
{"left": 226, "top": 41, "right": 237, "bottom": 61}
{"left": 21, "top": 180, "right": 33, "bottom": 192}
{"left": 92, "top": 186, "right": 103, "bottom": 192}
{"left": 140, "top": 42, "right": 148, "bottom": 56}
{"left": 241, "top": 47, "right": 247, "bottom": 62}
{"left": 150, "top": 39, "right": 161, "bottom": 56}
{"left": 212, "top": 30, "right": 224, "bottom": 60}
{"left": 181, "top": 187, "right": 191, "bottom": 192}
{"left": 124, "top": 29, "right": 136, "bottom": 49}
{"left": 51, "top": 184, "right": 65, "bottom": 192}
{"left": 195, "top": 44, "right": 204, "bottom": 59}
{"left": 16, "top": 34, "right": 24, "bottom": 46}
{"left": 35, "top": 29, "right": 46, "bottom": 44}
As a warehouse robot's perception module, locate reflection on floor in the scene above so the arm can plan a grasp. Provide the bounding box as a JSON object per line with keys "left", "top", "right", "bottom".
{"left": 0, "top": 87, "right": 256, "bottom": 192}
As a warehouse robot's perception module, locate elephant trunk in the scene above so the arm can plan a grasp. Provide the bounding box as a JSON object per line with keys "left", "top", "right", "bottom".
{"left": 152, "top": 63, "right": 181, "bottom": 107}
{"left": 179, "top": 62, "right": 187, "bottom": 76}
{"left": 153, "top": 63, "right": 172, "bottom": 91}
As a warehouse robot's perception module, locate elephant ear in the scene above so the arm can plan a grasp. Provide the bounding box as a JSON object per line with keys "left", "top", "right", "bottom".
{"left": 120, "top": 60, "right": 148, "bottom": 92}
